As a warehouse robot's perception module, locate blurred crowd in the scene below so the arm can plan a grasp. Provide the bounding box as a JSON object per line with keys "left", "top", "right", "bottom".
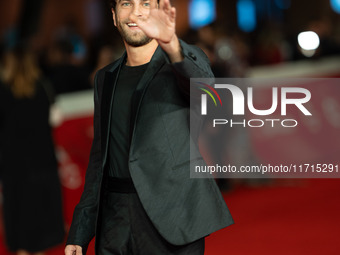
{"left": 184, "top": 17, "right": 340, "bottom": 78}
{"left": 1, "top": 13, "right": 340, "bottom": 95}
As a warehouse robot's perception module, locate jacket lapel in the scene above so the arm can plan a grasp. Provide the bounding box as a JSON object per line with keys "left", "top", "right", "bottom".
{"left": 101, "top": 53, "right": 126, "bottom": 165}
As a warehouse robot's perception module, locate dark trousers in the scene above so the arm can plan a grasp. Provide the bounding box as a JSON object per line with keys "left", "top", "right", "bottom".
{"left": 96, "top": 179, "right": 205, "bottom": 255}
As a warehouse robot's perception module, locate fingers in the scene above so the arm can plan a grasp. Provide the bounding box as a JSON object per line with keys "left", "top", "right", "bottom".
{"left": 170, "top": 7, "right": 176, "bottom": 23}
{"left": 160, "top": 0, "right": 172, "bottom": 13}
{"left": 65, "top": 245, "right": 82, "bottom": 255}
{"left": 64, "top": 245, "right": 73, "bottom": 255}
{"left": 157, "top": 0, "right": 175, "bottom": 23}
{"left": 159, "top": 0, "right": 165, "bottom": 10}
{"left": 76, "top": 246, "right": 83, "bottom": 255}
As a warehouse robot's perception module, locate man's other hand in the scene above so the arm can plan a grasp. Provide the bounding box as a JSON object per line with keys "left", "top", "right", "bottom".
{"left": 65, "top": 244, "right": 82, "bottom": 255}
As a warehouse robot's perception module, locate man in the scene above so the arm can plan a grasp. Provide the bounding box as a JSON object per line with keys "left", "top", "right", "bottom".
{"left": 65, "top": 0, "right": 233, "bottom": 254}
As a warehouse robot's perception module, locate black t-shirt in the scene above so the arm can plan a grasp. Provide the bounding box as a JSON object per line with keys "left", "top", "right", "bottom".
{"left": 108, "top": 63, "right": 149, "bottom": 177}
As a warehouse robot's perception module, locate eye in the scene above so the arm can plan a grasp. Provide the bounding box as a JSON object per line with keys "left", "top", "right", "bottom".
{"left": 122, "top": 2, "right": 131, "bottom": 7}
{"left": 143, "top": 2, "right": 150, "bottom": 6}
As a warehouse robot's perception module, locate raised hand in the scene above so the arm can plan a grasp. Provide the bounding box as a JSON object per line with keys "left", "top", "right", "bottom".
{"left": 132, "top": 0, "right": 183, "bottom": 62}
{"left": 133, "top": 0, "right": 176, "bottom": 43}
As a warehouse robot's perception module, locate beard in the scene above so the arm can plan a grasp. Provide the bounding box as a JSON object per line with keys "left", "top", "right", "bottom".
{"left": 116, "top": 17, "right": 152, "bottom": 47}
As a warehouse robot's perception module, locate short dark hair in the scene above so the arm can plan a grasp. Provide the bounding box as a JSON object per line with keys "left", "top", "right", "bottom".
{"left": 108, "top": 0, "right": 116, "bottom": 10}
{"left": 108, "top": 0, "right": 160, "bottom": 11}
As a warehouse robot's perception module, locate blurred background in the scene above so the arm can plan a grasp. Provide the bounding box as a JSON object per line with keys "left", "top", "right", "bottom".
{"left": 1, "top": 0, "right": 340, "bottom": 75}
{"left": 0, "top": 0, "right": 340, "bottom": 254}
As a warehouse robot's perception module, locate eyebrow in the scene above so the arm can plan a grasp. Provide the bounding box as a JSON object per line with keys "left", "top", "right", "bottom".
{"left": 118, "top": 0, "right": 150, "bottom": 2}
{"left": 117, "top": 0, "right": 152, "bottom": 5}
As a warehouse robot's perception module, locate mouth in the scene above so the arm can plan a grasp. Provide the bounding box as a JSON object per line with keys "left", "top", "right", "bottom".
{"left": 127, "top": 23, "right": 138, "bottom": 28}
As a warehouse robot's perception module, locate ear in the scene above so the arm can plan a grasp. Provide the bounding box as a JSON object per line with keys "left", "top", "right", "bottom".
{"left": 111, "top": 8, "right": 117, "bottom": 27}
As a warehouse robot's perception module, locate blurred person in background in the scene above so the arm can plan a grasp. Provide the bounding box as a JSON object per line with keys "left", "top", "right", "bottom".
{"left": 43, "top": 39, "right": 91, "bottom": 94}
{"left": 252, "top": 23, "right": 286, "bottom": 65}
{"left": 196, "top": 23, "right": 249, "bottom": 78}
{"left": 307, "top": 16, "right": 340, "bottom": 57}
{"left": 89, "top": 44, "right": 123, "bottom": 87}
{"left": 0, "top": 45, "right": 65, "bottom": 255}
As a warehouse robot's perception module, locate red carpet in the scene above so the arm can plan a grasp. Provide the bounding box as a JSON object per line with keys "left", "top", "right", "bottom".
{"left": 1, "top": 179, "right": 340, "bottom": 254}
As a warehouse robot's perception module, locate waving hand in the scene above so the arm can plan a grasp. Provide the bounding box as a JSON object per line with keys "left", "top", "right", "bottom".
{"left": 131, "top": 0, "right": 183, "bottom": 62}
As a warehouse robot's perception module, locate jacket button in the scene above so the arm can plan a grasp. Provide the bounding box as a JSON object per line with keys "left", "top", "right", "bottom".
{"left": 188, "top": 52, "right": 197, "bottom": 61}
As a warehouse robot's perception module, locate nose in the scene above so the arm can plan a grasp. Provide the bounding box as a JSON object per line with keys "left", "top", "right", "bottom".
{"left": 131, "top": 4, "right": 142, "bottom": 17}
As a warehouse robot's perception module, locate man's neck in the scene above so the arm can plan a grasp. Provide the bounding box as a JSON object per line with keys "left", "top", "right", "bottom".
{"left": 124, "top": 40, "right": 159, "bottom": 67}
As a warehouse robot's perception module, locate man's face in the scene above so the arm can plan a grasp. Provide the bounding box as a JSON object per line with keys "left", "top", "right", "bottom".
{"left": 112, "top": 0, "right": 157, "bottom": 47}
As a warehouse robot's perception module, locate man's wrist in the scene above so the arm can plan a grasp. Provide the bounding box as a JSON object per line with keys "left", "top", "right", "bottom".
{"left": 162, "top": 35, "right": 184, "bottom": 63}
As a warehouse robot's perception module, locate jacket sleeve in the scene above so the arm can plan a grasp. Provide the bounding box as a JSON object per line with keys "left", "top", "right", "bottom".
{"left": 164, "top": 39, "right": 215, "bottom": 96}
{"left": 66, "top": 71, "right": 102, "bottom": 253}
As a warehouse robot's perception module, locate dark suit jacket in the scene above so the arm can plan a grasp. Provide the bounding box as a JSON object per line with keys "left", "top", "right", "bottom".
{"left": 67, "top": 40, "right": 233, "bottom": 253}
